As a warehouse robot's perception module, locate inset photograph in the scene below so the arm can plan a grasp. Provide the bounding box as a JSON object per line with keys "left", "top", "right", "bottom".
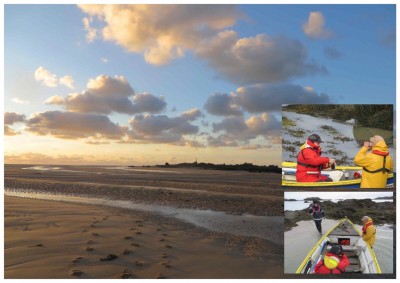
{"left": 282, "top": 105, "right": 394, "bottom": 189}
{"left": 284, "top": 191, "right": 394, "bottom": 274}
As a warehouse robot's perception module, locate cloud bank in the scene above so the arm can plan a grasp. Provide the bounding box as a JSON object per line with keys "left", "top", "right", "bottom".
{"left": 78, "top": 4, "right": 242, "bottom": 65}
{"left": 205, "top": 84, "right": 331, "bottom": 116}
{"left": 46, "top": 75, "right": 166, "bottom": 115}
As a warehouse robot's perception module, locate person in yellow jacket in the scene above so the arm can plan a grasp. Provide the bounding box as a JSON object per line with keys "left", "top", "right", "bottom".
{"left": 361, "top": 216, "right": 376, "bottom": 248}
{"left": 354, "top": 135, "right": 392, "bottom": 188}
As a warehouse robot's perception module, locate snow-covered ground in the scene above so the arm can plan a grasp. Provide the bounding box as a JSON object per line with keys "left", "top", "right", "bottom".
{"left": 282, "top": 111, "right": 395, "bottom": 167}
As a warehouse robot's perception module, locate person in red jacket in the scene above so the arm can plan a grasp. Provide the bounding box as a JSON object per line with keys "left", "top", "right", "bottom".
{"left": 314, "top": 244, "right": 350, "bottom": 274}
{"left": 296, "top": 134, "right": 336, "bottom": 182}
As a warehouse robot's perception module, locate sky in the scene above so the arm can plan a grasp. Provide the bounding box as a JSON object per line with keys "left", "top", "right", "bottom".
{"left": 3, "top": 4, "right": 396, "bottom": 166}
{"left": 285, "top": 191, "right": 393, "bottom": 200}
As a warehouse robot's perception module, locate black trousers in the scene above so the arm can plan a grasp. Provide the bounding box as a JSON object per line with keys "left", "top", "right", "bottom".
{"left": 314, "top": 220, "right": 322, "bottom": 233}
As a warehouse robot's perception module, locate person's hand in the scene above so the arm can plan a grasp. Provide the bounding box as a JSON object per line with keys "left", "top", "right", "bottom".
{"left": 363, "top": 141, "right": 372, "bottom": 148}
{"left": 329, "top": 158, "right": 336, "bottom": 165}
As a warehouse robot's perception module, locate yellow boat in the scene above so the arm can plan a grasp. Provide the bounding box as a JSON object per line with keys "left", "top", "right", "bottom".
{"left": 282, "top": 162, "right": 394, "bottom": 188}
{"left": 296, "top": 218, "right": 381, "bottom": 274}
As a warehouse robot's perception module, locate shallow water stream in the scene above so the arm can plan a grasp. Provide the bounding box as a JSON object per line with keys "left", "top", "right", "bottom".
{"left": 5, "top": 189, "right": 282, "bottom": 245}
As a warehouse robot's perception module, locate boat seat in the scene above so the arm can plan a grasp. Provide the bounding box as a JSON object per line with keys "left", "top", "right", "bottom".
{"left": 342, "top": 246, "right": 360, "bottom": 252}
{"left": 282, "top": 173, "right": 296, "bottom": 181}
{"left": 343, "top": 252, "right": 362, "bottom": 273}
{"left": 344, "top": 265, "right": 363, "bottom": 273}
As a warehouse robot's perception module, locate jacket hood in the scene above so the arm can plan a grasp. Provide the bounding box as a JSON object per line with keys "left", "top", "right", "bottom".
{"left": 364, "top": 217, "right": 373, "bottom": 223}
{"left": 372, "top": 140, "right": 389, "bottom": 153}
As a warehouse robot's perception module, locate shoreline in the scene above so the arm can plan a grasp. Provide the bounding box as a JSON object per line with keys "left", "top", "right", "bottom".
{"left": 284, "top": 209, "right": 395, "bottom": 232}
{"left": 5, "top": 195, "right": 283, "bottom": 279}
{"left": 5, "top": 164, "right": 282, "bottom": 217}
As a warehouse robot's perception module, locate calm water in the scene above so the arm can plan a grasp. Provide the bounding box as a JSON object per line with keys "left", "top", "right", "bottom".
{"left": 284, "top": 219, "right": 393, "bottom": 274}
{"left": 285, "top": 200, "right": 392, "bottom": 211}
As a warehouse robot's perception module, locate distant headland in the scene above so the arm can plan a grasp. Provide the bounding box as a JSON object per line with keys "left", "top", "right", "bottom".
{"left": 129, "top": 162, "right": 281, "bottom": 173}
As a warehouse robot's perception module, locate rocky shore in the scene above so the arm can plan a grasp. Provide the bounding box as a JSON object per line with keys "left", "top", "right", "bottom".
{"left": 285, "top": 198, "right": 394, "bottom": 231}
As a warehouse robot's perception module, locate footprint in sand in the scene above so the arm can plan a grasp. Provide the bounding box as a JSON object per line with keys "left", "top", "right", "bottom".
{"left": 131, "top": 242, "right": 140, "bottom": 247}
{"left": 122, "top": 249, "right": 131, "bottom": 255}
{"left": 164, "top": 244, "right": 172, "bottom": 249}
{"left": 86, "top": 247, "right": 94, "bottom": 252}
{"left": 135, "top": 231, "right": 142, "bottom": 235}
{"left": 156, "top": 273, "right": 167, "bottom": 279}
{"left": 100, "top": 254, "right": 118, "bottom": 261}
{"left": 159, "top": 238, "right": 165, "bottom": 242}
{"left": 156, "top": 228, "right": 162, "bottom": 231}
{"left": 161, "top": 253, "right": 168, "bottom": 259}
{"left": 71, "top": 269, "right": 83, "bottom": 277}
{"left": 28, "top": 244, "right": 43, "bottom": 247}
{"left": 120, "top": 269, "right": 133, "bottom": 279}
{"left": 87, "top": 240, "right": 95, "bottom": 245}
{"left": 72, "top": 257, "right": 83, "bottom": 264}
{"left": 92, "top": 232, "right": 99, "bottom": 237}
{"left": 162, "top": 233, "right": 168, "bottom": 237}
{"left": 124, "top": 236, "right": 133, "bottom": 240}
{"left": 161, "top": 261, "right": 171, "bottom": 268}
{"left": 134, "top": 261, "right": 144, "bottom": 267}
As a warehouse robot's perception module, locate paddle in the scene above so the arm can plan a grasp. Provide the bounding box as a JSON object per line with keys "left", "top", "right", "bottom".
{"left": 310, "top": 240, "right": 329, "bottom": 273}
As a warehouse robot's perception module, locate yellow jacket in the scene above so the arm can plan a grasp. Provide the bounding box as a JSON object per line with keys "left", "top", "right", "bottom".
{"left": 361, "top": 218, "right": 376, "bottom": 248}
{"left": 354, "top": 141, "right": 392, "bottom": 188}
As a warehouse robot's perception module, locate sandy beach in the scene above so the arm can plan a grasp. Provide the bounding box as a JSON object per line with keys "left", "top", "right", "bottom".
{"left": 4, "top": 165, "right": 283, "bottom": 279}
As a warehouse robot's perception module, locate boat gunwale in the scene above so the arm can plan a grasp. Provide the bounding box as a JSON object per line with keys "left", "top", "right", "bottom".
{"left": 282, "top": 162, "right": 394, "bottom": 188}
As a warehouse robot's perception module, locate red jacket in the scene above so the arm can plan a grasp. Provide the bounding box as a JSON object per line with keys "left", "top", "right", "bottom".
{"left": 296, "top": 141, "right": 330, "bottom": 182}
{"left": 314, "top": 253, "right": 350, "bottom": 274}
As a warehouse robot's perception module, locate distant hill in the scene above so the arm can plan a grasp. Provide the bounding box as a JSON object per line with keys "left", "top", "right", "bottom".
{"left": 374, "top": 196, "right": 393, "bottom": 200}
{"left": 130, "top": 162, "right": 281, "bottom": 173}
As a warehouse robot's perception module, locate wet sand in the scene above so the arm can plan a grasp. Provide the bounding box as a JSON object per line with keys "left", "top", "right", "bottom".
{"left": 5, "top": 196, "right": 282, "bottom": 279}
{"left": 4, "top": 164, "right": 283, "bottom": 279}
{"left": 5, "top": 164, "right": 282, "bottom": 216}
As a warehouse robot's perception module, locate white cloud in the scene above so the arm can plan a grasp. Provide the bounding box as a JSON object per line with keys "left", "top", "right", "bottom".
{"left": 204, "top": 84, "right": 331, "bottom": 115}
{"left": 46, "top": 75, "right": 166, "bottom": 115}
{"left": 78, "top": 4, "right": 242, "bottom": 65}
{"left": 302, "top": 11, "right": 332, "bottom": 39}
{"left": 34, "top": 66, "right": 75, "bottom": 89}
{"left": 127, "top": 109, "right": 202, "bottom": 144}
{"left": 4, "top": 112, "right": 26, "bottom": 125}
{"left": 235, "top": 84, "right": 331, "bottom": 113}
{"left": 59, "top": 76, "right": 75, "bottom": 89}
{"left": 204, "top": 92, "right": 242, "bottom": 116}
{"left": 196, "top": 31, "right": 327, "bottom": 84}
{"left": 25, "top": 111, "right": 127, "bottom": 140}
{"left": 83, "top": 17, "right": 97, "bottom": 43}
{"left": 4, "top": 112, "right": 26, "bottom": 136}
{"left": 45, "top": 95, "right": 65, "bottom": 105}
{"left": 11, "top": 98, "right": 30, "bottom": 104}
{"left": 209, "top": 113, "right": 281, "bottom": 147}
{"left": 34, "top": 66, "right": 58, "bottom": 87}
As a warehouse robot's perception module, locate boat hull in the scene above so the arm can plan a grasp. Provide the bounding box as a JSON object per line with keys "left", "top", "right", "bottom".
{"left": 282, "top": 162, "right": 394, "bottom": 188}
{"left": 296, "top": 218, "right": 381, "bottom": 274}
